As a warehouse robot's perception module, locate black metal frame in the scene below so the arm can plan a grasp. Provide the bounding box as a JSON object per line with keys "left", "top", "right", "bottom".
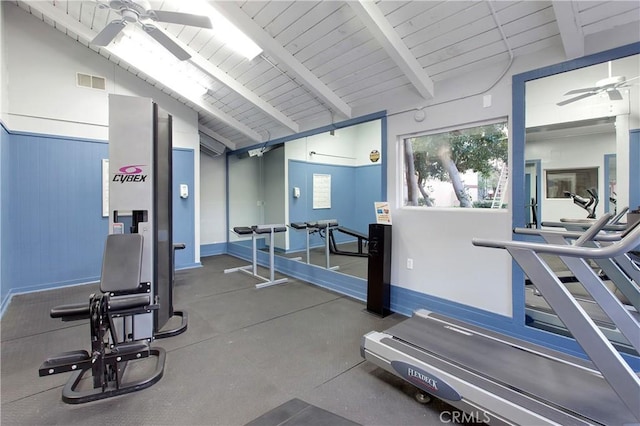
{"left": 39, "top": 283, "right": 165, "bottom": 404}
{"left": 328, "top": 226, "right": 368, "bottom": 257}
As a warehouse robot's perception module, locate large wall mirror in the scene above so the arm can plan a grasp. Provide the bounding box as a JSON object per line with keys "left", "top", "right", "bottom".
{"left": 513, "top": 43, "right": 639, "bottom": 354}
{"left": 227, "top": 117, "right": 384, "bottom": 282}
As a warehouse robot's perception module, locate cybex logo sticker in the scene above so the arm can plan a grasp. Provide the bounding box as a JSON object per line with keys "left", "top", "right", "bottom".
{"left": 391, "top": 361, "right": 461, "bottom": 401}
{"left": 113, "top": 165, "right": 147, "bottom": 183}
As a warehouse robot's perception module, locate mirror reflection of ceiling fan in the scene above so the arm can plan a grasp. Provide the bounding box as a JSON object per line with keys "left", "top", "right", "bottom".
{"left": 92, "top": 0, "right": 212, "bottom": 61}
{"left": 557, "top": 61, "right": 639, "bottom": 106}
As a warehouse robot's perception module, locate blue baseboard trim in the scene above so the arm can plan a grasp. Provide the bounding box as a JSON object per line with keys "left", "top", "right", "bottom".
{"left": 0, "top": 261, "right": 201, "bottom": 319}
{"left": 176, "top": 262, "right": 202, "bottom": 270}
{"left": 390, "top": 286, "right": 513, "bottom": 326}
{"left": 1, "top": 293, "right": 14, "bottom": 318}
{"left": 200, "top": 242, "right": 227, "bottom": 257}
{"left": 226, "top": 244, "right": 368, "bottom": 300}
{"left": 1, "top": 276, "right": 100, "bottom": 318}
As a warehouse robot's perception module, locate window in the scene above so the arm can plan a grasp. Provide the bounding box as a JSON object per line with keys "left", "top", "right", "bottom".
{"left": 402, "top": 121, "right": 508, "bottom": 208}
{"left": 546, "top": 168, "right": 598, "bottom": 199}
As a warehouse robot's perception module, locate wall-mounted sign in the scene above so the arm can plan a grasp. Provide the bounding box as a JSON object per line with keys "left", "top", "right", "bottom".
{"left": 313, "top": 173, "right": 331, "bottom": 209}
{"left": 370, "top": 149, "right": 381, "bottom": 162}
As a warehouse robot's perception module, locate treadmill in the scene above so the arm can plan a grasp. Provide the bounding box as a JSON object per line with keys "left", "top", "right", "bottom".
{"left": 515, "top": 221, "right": 640, "bottom": 353}
{"left": 361, "top": 215, "right": 640, "bottom": 425}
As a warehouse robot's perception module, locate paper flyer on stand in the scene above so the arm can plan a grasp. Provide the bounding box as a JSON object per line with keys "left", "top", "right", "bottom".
{"left": 375, "top": 202, "right": 392, "bottom": 225}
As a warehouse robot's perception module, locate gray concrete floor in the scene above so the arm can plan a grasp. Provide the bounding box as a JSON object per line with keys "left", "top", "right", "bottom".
{"left": 1, "top": 255, "right": 464, "bottom": 425}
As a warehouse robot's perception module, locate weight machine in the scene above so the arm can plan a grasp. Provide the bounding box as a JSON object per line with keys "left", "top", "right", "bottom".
{"left": 39, "top": 95, "right": 187, "bottom": 403}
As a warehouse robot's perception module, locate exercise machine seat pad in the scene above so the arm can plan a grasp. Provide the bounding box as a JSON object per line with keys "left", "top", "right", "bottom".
{"left": 315, "top": 219, "right": 339, "bottom": 229}
{"left": 100, "top": 234, "right": 144, "bottom": 293}
{"left": 233, "top": 226, "right": 254, "bottom": 235}
{"left": 290, "top": 222, "right": 307, "bottom": 230}
{"left": 253, "top": 224, "right": 287, "bottom": 234}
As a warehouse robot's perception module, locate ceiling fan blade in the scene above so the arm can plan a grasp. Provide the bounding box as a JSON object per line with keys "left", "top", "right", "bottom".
{"left": 92, "top": 20, "right": 126, "bottom": 46}
{"left": 149, "top": 10, "right": 213, "bottom": 29}
{"left": 607, "top": 89, "right": 623, "bottom": 101}
{"left": 556, "top": 92, "right": 597, "bottom": 106}
{"left": 143, "top": 25, "right": 191, "bottom": 60}
{"left": 564, "top": 87, "right": 599, "bottom": 95}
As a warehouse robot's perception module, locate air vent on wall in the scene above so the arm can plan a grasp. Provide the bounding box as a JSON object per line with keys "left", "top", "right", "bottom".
{"left": 76, "top": 72, "right": 106, "bottom": 90}
{"left": 200, "top": 132, "right": 227, "bottom": 157}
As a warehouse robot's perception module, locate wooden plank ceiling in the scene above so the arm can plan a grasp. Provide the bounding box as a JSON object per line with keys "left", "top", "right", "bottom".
{"left": 13, "top": 0, "right": 640, "bottom": 150}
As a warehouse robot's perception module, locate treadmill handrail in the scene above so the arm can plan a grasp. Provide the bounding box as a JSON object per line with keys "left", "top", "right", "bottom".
{"left": 540, "top": 221, "right": 627, "bottom": 232}
{"left": 513, "top": 227, "right": 622, "bottom": 242}
{"left": 472, "top": 220, "right": 640, "bottom": 258}
{"left": 574, "top": 213, "right": 612, "bottom": 246}
{"left": 514, "top": 213, "right": 640, "bottom": 242}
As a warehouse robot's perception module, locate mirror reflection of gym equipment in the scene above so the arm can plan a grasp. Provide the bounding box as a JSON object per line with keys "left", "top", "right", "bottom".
{"left": 521, "top": 52, "right": 640, "bottom": 351}
{"left": 226, "top": 119, "right": 383, "bottom": 282}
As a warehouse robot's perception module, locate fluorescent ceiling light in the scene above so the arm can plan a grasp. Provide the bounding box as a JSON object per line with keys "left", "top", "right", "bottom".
{"left": 110, "top": 27, "right": 209, "bottom": 98}
{"left": 175, "top": 0, "right": 263, "bottom": 60}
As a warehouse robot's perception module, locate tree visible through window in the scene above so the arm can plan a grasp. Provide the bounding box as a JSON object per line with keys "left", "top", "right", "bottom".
{"left": 403, "top": 121, "right": 509, "bottom": 208}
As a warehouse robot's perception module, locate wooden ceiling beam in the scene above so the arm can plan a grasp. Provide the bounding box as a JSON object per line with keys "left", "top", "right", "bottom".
{"left": 349, "top": 1, "right": 434, "bottom": 100}
{"left": 552, "top": 1, "right": 585, "bottom": 59}
{"left": 211, "top": 1, "right": 352, "bottom": 119}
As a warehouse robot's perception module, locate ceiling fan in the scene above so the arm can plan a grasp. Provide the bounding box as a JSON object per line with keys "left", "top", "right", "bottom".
{"left": 557, "top": 61, "right": 639, "bottom": 106}
{"left": 92, "top": 0, "right": 212, "bottom": 61}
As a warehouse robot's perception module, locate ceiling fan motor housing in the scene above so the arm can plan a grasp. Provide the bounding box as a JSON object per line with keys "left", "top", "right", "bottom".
{"left": 596, "top": 75, "right": 625, "bottom": 89}
{"left": 110, "top": 0, "right": 151, "bottom": 22}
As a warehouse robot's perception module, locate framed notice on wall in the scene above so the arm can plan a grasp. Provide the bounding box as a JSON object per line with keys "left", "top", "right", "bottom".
{"left": 102, "top": 159, "right": 109, "bottom": 217}
{"left": 313, "top": 173, "right": 331, "bottom": 209}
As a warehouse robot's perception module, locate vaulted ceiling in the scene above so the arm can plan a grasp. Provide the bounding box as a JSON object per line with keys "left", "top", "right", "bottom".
{"left": 13, "top": 1, "right": 640, "bottom": 150}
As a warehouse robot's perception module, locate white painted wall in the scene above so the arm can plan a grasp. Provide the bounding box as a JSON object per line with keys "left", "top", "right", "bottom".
{"left": 286, "top": 120, "right": 382, "bottom": 166}
{"left": 264, "top": 146, "right": 286, "bottom": 249}
{"left": 525, "top": 53, "right": 639, "bottom": 212}
{"left": 0, "top": 2, "right": 7, "bottom": 118}
{"left": 385, "top": 38, "right": 638, "bottom": 318}
{"left": 527, "top": 132, "right": 616, "bottom": 222}
{"left": 384, "top": 46, "right": 572, "bottom": 317}
{"left": 1, "top": 3, "right": 201, "bottom": 261}
{"left": 227, "top": 154, "right": 262, "bottom": 242}
{"left": 200, "top": 153, "right": 227, "bottom": 245}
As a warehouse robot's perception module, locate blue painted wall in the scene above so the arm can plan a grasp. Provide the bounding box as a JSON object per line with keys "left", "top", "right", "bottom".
{"left": 1, "top": 124, "right": 9, "bottom": 304}
{"left": 172, "top": 148, "right": 196, "bottom": 268}
{"left": 288, "top": 159, "right": 381, "bottom": 251}
{"left": 1, "top": 129, "right": 196, "bottom": 312}
{"left": 3, "top": 132, "right": 109, "bottom": 305}
{"left": 354, "top": 164, "right": 381, "bottom": 232}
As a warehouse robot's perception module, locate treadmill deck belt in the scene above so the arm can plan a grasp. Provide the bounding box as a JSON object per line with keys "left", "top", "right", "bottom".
{"left": 382, "top": 314, "right": 636, "bottom": 425}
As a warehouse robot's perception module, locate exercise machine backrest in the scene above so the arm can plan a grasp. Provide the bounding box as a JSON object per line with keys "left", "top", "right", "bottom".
{"left": 100, "top": 234, "right": 143, "bottom": 293}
